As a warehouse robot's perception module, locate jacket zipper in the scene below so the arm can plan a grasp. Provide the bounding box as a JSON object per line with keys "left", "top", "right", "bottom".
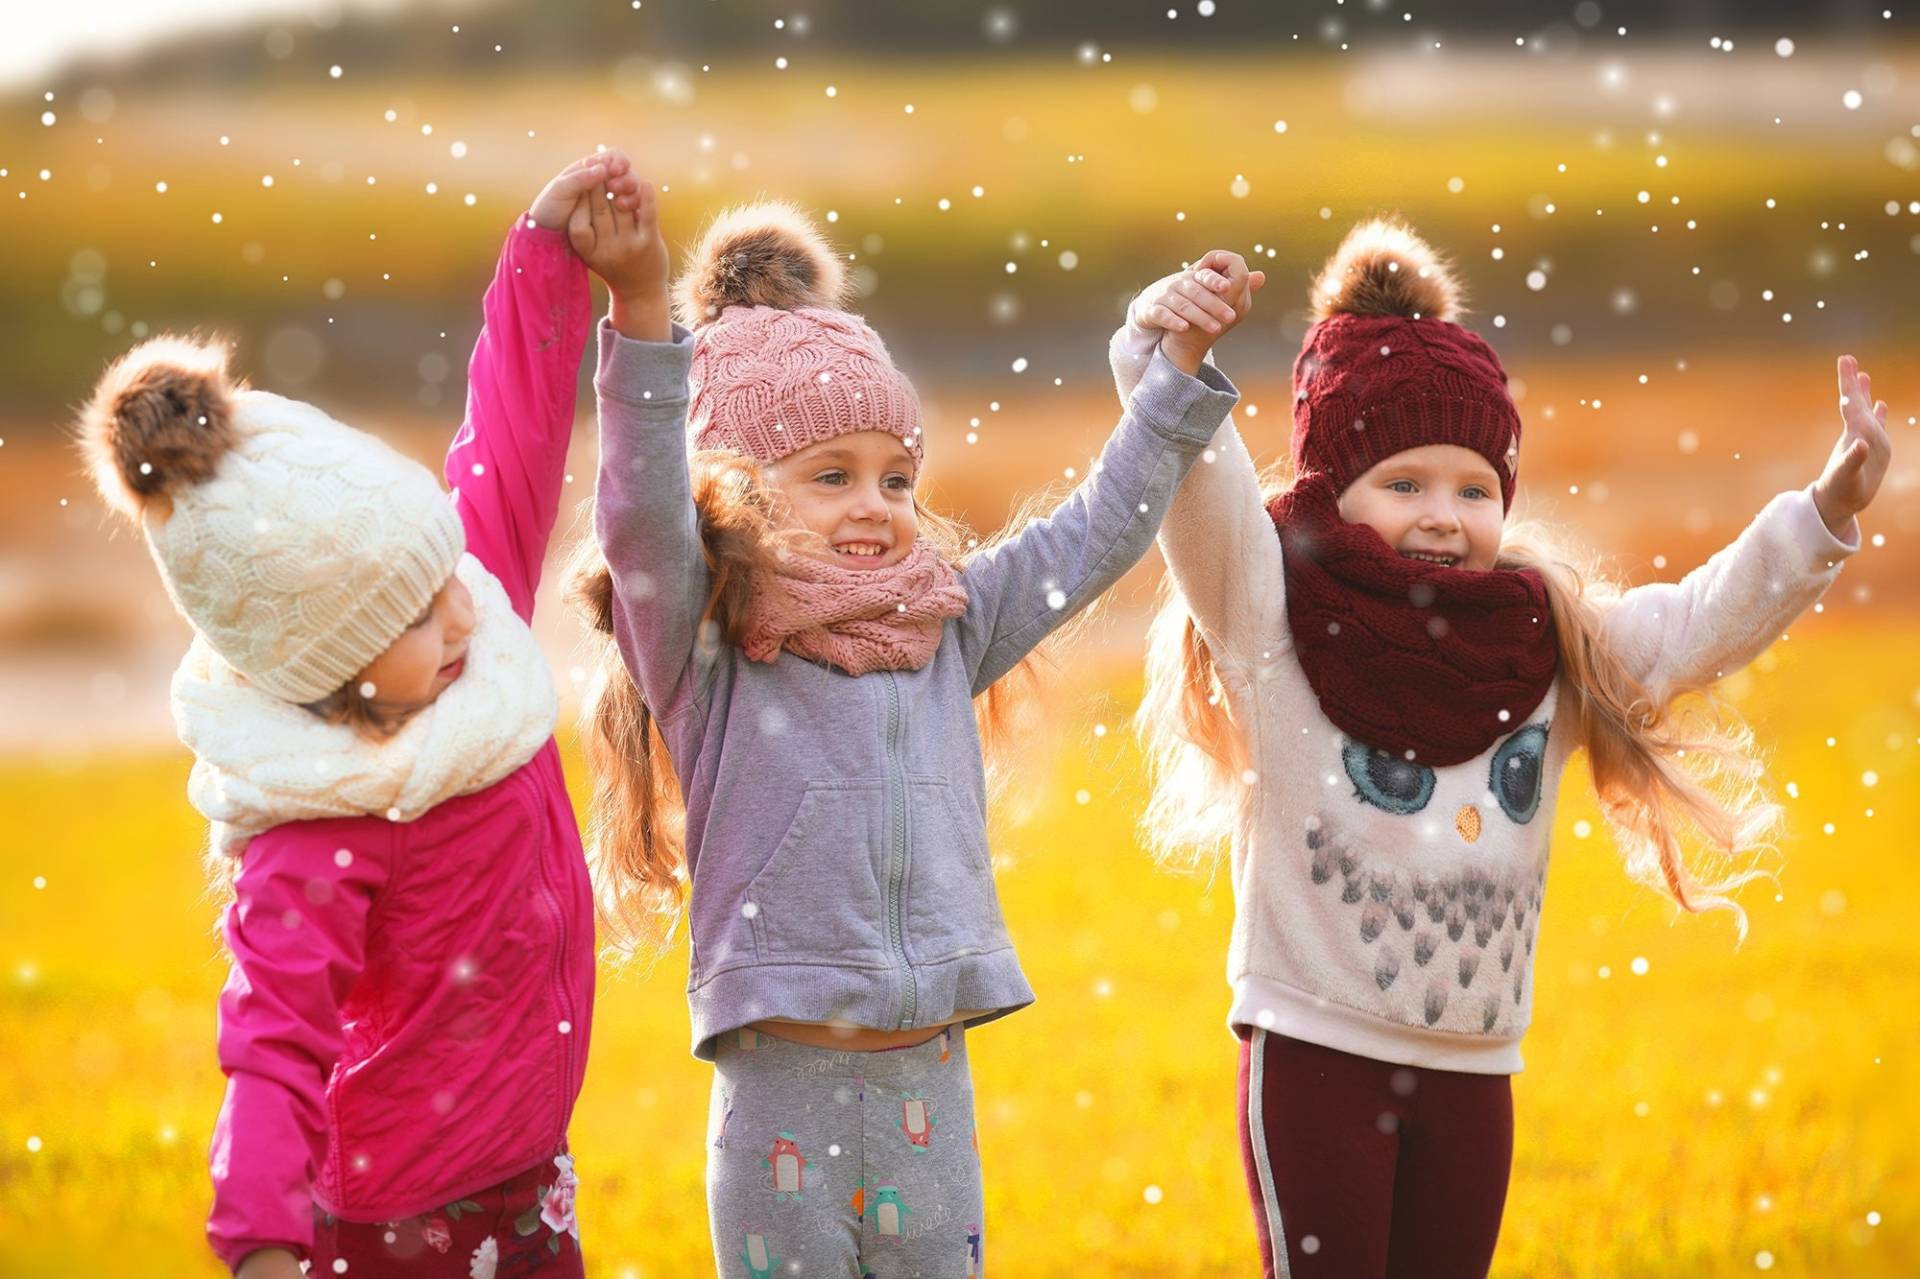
{"left": 883, "top": 671, "right": 917, "bottom": 1029}
{"left": 530, "top": 763, "right": 575, "bottom": 1140}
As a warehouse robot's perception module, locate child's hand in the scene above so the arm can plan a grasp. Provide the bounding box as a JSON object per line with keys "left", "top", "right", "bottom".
{"left": 568, "top": 150, "right": 671, "bottom": 342}
{"left": 528, "top": 151, "right": 641, "bottom": 231}
{"left": 235, "top": 1247, "right": 304, "bottom": 1279}
{"left": 1132, "top": 250, "right": 1267, "bottom": 376}
{"left": 1811, "top": 355, "right": 1893, "bottom": 537}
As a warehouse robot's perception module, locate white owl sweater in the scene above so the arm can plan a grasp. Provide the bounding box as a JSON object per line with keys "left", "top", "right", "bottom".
{"left": 1112, "top": 322, "right": 1862, "bottom": 1073}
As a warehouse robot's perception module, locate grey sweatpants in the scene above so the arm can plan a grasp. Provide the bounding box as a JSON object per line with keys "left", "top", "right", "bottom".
{"left": 707, "top": 1023, "right": 986, "bottom": 1278}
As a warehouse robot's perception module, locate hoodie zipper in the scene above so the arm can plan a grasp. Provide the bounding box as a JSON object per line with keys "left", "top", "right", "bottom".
{"left": 883, "top": 671, "right": 917, "bottom": 1029}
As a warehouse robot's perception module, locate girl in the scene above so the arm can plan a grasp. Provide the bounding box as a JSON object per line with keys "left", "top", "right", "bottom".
{"left": 567, "top": 184, "right": 1248, "bottom": 1275}
{"left": 1112, "top": 221, "right": 1888, "bottom": 1278}
{"left": 77, "top": 153, "right": 641, "bottom": 1277}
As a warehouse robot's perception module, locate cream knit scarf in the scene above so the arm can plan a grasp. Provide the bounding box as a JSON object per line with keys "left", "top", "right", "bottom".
{"left": 172, "top": 554, "right": 557, "bottom": 859}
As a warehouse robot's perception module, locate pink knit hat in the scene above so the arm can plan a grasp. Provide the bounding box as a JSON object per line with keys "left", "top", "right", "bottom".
{"left": 675, "top": 201, "right": 923, "bottom": 465}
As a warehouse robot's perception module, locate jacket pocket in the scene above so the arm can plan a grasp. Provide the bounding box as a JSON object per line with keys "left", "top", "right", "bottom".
{"left": 746, "top": 780, "right": 893, "bottom": 969}
{"left": 902, "top": 778, "right": 1011, "bottom": 965}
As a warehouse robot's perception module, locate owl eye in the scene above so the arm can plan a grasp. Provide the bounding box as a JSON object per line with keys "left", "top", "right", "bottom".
{"left": 1342, "top": 738, "right": 1436, "bottom": 815}
{"left": 1489, "top": 722, "right": 1549, "bottom": 823}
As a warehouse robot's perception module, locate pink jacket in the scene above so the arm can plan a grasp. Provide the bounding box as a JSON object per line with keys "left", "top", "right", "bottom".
{"left": 206, "top": 221, "right": 595, "bottom": 1270}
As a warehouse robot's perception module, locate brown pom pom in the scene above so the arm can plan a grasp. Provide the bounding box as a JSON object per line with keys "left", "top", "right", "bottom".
{"left": 1310, "top": 218, "right": 1463, "bottom": 323}
{"left": 673, "top": 200, "right": 846, "bottom": 327}
{"left": 76, "top": 334, "right": 239, "bottom": 520}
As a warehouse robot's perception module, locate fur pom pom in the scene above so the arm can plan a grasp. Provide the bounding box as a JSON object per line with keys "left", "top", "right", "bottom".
{"left": 1311, "top": 218, "right": 1462, "bottom": 323}
{"left": 674, "top": 200, "right": 846, "bottom": 327}
{"left": 77, "top": 334, "right": 238, "bottom": 519}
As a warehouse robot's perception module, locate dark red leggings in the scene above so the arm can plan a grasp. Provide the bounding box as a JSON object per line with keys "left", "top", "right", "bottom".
{"left": 1237, "top": 1029, "right": 1513, "bottom": 1279}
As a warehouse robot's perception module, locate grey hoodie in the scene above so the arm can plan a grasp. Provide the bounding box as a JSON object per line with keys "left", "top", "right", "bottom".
{"left": 593, "top": 321, "right": 1238, "bottom": 1059}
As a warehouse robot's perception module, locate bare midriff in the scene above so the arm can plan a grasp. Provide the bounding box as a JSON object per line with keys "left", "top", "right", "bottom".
{"left": 748, "top": 1012, "right": 986, "bottom": 1052}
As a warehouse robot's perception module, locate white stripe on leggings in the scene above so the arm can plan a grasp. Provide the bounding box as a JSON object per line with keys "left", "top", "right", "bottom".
{"left": 1247, "top": 1029, "right": 1293, "bottom": 1278}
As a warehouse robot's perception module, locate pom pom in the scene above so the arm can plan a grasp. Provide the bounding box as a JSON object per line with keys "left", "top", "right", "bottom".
{"left": 1310, "top": 218, "right": 1462, "bottom": 323}
{"left": 674, "top": 200, "right": 845, "bottom": 327}
{"left": 77, "top": 334, "right": 238, "bottom": 519}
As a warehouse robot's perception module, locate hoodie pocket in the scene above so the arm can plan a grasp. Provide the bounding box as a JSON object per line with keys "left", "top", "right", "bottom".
{"left": 902, "top": 778, "right": 1011, "bottom": 965}
{"left": 746, "top": 780, "right": 892, "bottom": 969}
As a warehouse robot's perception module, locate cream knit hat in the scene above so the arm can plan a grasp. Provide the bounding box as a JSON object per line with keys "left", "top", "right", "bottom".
{"left": 78, "top": 335, "right": 465, "bottom": 704}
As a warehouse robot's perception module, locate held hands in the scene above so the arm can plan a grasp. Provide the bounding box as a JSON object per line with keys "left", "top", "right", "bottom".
{"left": 1130, "top": 250, "right": 1268, "bottom": 376}
{"left": 1811, "top": 355, "right": 1894, "bottom": 538}
{"left": 528, "top": 150, "right": 641, "bottom": 232}
{"left": 564, "top": 147, "right": 671, "bottom": 341}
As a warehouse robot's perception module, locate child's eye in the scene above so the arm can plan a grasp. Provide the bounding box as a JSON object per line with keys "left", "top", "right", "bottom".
{"left": 1388, "top": 480, "right": 1417, "bottom": 494}
{"left": 1462, "top": 486, "right": 1490, "bottom": 500}
{"left": 814, "top": 470, "right": 848, "bottom": 486}
{"left": 884, "top": 474, "right": 913, "bottom": 491}
{"left": 408, "top": 607, "right": 434, "bottom": 630}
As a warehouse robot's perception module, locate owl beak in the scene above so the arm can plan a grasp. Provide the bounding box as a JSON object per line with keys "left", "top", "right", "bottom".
{"left": 1455, "top": 804, "right": 1483, "bottom": 844}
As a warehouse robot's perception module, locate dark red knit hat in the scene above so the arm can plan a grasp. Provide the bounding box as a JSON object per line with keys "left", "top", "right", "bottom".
{"left": 1291, "top": 220, "right": 1523, "bottom": 511}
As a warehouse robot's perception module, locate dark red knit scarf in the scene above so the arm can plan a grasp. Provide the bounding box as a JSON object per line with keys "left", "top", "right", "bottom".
{"left": 1268, "top": 473, "right": 1559, "bottom": 767}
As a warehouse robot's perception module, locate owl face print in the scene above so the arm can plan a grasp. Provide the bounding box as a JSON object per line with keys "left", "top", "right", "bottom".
{"left": 1299, "top": 707, "right": 1558, "bottom": 1037}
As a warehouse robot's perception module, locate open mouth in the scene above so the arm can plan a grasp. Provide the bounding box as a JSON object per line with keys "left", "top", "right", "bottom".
{"left": 1400, "top": 550, "right": 1460, "bottom": 567}
{"left": 831, "top": 541, "right": 890, "bottom": 566}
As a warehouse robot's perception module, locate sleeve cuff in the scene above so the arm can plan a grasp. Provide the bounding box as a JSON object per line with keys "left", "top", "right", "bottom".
{"left": 595, "top": 318, "right": 696, "bottom": 407}
{"left": 1111, "top": 319, "right": 1161, "bottom": 361}
{"left": 1786, "top": 484, "right": 1862, "bottom": 562}
{"left": 1127, "top": 347, "right": 1239, "bottom": 447}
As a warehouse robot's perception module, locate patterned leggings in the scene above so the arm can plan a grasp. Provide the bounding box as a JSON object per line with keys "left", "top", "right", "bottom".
{"left": 708, "top": 1024, "right": 987, "bottom": 1278}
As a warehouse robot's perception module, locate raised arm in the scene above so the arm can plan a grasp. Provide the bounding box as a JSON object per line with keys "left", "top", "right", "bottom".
{"left": 592, "top": 323, "right": 712, "bottom": 721}
{"left": 444, "top": 157, "right": 624, "bottom": 617}
{"left": 1605, "top": 353, "right": 1886, "bottom": 704}
{"left": 207, "top": 821, "right": 390, "bottom": 1272}
{"left": 955, "top": 346, "right": 1239, "bottom": 692}
{"left": 1601, "top": 485, "right": 1858, "bottom": 703}
{"left": 1111, "top": 299, "right": 1287, "bottom": 668}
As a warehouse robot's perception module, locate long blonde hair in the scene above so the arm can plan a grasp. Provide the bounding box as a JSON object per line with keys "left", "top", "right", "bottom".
{"left": 1136, "top": 457, "right": 1781, "bottom": 938}
{"left": 566, "top": 452, "right": 1070, "bottom": 958}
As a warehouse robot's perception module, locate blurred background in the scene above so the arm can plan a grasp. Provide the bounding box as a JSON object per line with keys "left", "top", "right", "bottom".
{"left": 2, "top": 2, "right": 1915, "bottom": 1275}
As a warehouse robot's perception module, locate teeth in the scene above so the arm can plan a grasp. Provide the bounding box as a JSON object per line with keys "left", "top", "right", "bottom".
{"left": 1404, "top": 552, "right": 1456, "bottom": 565}
{"left": 835, "top": 544, "right": 885, "bottom": 557}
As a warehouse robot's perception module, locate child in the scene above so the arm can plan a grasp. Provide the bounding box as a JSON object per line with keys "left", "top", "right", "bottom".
{"left": 76, "top": 152, "right": 640, "bottom": 1278}
{"left": 1112, "top": 221, "right": 1887, "bottom": 1279}
{"left": 566, "top": 184, "right": 1249, "bottom": 1274}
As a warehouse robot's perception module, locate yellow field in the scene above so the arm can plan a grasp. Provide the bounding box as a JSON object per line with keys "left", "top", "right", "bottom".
{"left": 2, "top": 619, "right": 1916, "bottom": 1277}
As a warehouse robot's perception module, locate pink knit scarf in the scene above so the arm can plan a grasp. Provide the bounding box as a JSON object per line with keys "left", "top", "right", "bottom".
{"left": 743, "top": 540, "right": 970, "bottom": 675}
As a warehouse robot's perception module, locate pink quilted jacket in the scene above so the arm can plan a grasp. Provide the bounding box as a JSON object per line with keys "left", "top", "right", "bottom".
{"left": 205, "top": 221, "right": 595, "bottom": 1269}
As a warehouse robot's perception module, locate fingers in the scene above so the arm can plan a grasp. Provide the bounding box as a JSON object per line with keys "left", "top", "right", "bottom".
{"left": 633, "top": 179, "right": 659, "bottom": 231}
{"left": 1166, "top": 291, "right": 1226, "bottom": 334}
{"left": 553, "top": 161, "right": 608, "bottom": 203}
{"left": 1144, "top": 301, "right": 1190, "bottom": 333}
{"left": 1838, "top": 438, "right": 1870, "bottom": 476}
{"left": 588, "top": 175, "right": 616, "bottom": 240}
{"left": 611, "top": 180, "right": 638, "bottom": 240}
{"left": 567, "top": 191, "right": 593, "bottom": 248}
{"left": 1177, "top": 274, "right": 1236, "bottom": 323}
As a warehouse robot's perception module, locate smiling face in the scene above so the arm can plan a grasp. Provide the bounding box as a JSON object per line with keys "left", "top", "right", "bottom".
{"left": 354, "top": 572, "right": 476, "bottom": 716}
{"left": 1335, "top": 444, "right": 1505, "bottom": 572}
{"left": 764, "top": 430, "right": 920, "bottom": 570}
